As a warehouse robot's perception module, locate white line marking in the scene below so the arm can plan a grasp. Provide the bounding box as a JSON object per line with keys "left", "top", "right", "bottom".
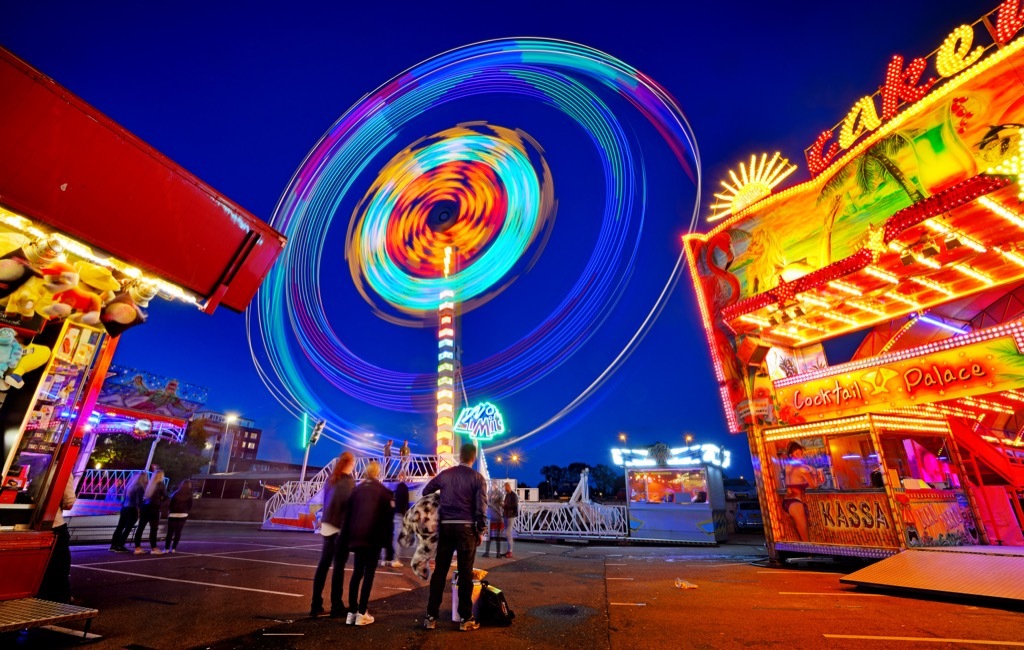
{"left": 606, "top": 577, "right": 634, "bottom": 580}
{"left": 72, "top": 565, "right": 303, "bottom": 597}
{"left": 526, "top": 551, "right": 546, "bottom": 555}
{"left": 824, "top": 635, "right": 1024, "bottom": 646}
{"left": 606, "top": 563, "right": 627, "bottom": 566}
{"left": 609, "top": 602, "right": 646, "bottom": 606}
{"left": 181, "top": 554, "right": 319, "bottom": 569}
{"left": 376, "top": 571, "right": 401, "bottom": 576}
{"left": 550, "top": 545, "right": 574, "bottom": 548}
{"left": 40, "top": 625, "right": 102, "bottom": 640}
{"left": 384, "top": 586, "right": 413, "bottom": 591}
{"left": 263, "top": 633, "right": 305, "bottom": 636}
{"left": 779, "top": 592, "right": 882, "bottom": 597}
{"left": 607, "top": 554, "right": 623, "bottom": 557}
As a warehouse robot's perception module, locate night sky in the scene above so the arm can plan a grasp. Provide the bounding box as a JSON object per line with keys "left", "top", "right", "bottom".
{"left": 0, "top": 0, "right": 986, "bottom": 484}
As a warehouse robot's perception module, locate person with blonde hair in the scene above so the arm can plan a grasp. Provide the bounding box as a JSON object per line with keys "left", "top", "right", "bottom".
{"left": 110, "top": 472, "right": 148, "bottom": 553}
{"left": 310, "top": 451, "right": 356, "bottom": 618}
{"left": 134, "top": 470, "right": 167, "bottom": 554}
{"left": 343, "top": 461, "right": 394, "bottom": 626}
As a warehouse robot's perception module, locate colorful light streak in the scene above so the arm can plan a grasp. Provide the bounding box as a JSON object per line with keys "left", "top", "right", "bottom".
{"left": 246, "top": 38, "right": 701, "bottom": 448}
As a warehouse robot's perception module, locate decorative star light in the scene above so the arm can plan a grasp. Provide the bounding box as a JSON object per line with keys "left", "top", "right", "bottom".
{"left": 708, "top": 152, "right": 797, "bottom": 222}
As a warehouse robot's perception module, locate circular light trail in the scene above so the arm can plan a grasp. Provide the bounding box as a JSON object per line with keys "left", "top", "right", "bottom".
{"left": 246, "top": 38, "right": 702, "bottom": 450}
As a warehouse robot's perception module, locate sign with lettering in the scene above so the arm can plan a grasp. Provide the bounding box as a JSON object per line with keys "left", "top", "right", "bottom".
{"left": 774, "top": 335, "right": 1024, "bottom": 424}
{"left": 804, "top": 491, "right": 900, "bottom": 548}
{"left": 897, "top": 490, "right": 978, "bottom": 547}
{"left": 454, "top": 402, "right": 506, "bottom": 441}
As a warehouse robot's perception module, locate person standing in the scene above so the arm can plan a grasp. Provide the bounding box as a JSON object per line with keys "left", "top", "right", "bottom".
{"left": 310, "top": 451, "right": 356, "bottom": 618}
{"left": 110, "top": 472, "right": 148, "bottom": 553}
{"left": 38, "top": 474, "right": 77, "bottom": 602}
{"left": 398, "top": 440, "right": 411, "bottom": 480}
{"left": 382, "top": 480, "right": 409, "bottom": 568}
{"left": 164, "top": 479, "right": 193, "bottom": 553}
{"left": 382, "top": 440, "right": 393, "bottom": 479}
{"left": 501, "top": 482, "right": 519, "bottom": 558}
{"left": 344, "top": 461, "right": 393, "bottom": 626}
{"left": 422, "top": 443, "right": 486, "bottom": 632}
{"left": 133, "top": 470, "right": 167, "bottom": 554}
{"left": 482, "top": 500, "right": 503, "bottom": 558}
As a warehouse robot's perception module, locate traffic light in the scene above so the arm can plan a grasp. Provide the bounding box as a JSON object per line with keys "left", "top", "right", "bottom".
{"left": 309, "top": 420, "right": 326, "bottom": 446}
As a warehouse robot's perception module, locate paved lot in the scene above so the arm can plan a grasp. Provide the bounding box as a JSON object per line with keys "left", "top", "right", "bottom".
{"left": 5, "top": 523, "right": 1023, "bottom": 649}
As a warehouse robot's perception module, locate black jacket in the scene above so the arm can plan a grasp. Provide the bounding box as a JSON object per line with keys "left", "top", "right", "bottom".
{"left": 142, "top": 482, "right": 167, "bottom": 510}
{"left": 168, "top": 486, "right": 193, "bottom": 515}
{"left": 422, "top": 464, "right": 486, "bottom": 533}
{"left": 393, "top": 481, "right": 410, "bottom": 515}
{"left": 321, "top": 473, "right": 356, "bottom": 531}
{"left": 502, "top": 490, "right": 519, "bottom": 518}
{"left": 344, "top": 479, "right": 393, "bottom": 550}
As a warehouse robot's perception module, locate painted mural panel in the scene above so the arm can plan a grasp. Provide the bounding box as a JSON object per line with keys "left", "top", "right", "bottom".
{"left": 95, "top": 364, "right": 208, "bottom": 420}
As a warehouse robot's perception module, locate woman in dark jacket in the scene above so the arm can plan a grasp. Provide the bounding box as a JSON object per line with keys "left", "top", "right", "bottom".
{"left": 310, "top": 452, "right": 356, "bottom": 618}
{"left": 164, "top": 479, "right": 194, "bottom": 553}
{"left": 134, "top": 470, "right": 167, "bottom": 554}
{"left": 109, "top": 472, "right": 148, "bottom": 553}
{"left": 344, "top": 461, "right": 394, "bottom": 626}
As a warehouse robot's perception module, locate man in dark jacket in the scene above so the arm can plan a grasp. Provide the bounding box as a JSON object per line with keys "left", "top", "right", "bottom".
{"left": 502, "top": 482, "right": 519, "bottom": 558}
{"left": 422, "top": 443, "right": 486, "bottom": 632}
{"left": 311, "top": 452, "right": 356, "bottom": 618}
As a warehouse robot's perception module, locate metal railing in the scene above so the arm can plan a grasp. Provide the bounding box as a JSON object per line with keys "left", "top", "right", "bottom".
{"left": 513, "top": 468, "right": 629, "bottom": 539}
{"left": 76, "top": 469, "right": 168, "bottom": 502}
{"left": 262, "top": 454, "right": 443, "bottom": 526}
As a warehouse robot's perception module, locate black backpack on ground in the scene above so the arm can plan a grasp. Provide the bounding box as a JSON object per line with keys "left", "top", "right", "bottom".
{"left": 478, "top": 580, "right": 515, "bottom": 626}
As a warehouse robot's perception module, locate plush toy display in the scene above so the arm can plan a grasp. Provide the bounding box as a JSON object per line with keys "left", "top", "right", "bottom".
{"left": 101, "top": 280, "right": 157, "bottom": 337}
{"left": 3, "top": 343, "right": 51, "bottom": 389}
{"left": 54, "top": 262, "right": 121, "bottom": 325}
{"left": 0, "top": 327, "right": 25, "bottom": 391}
{"left": 3, "top": 261, "right": 79, "bottom": 320}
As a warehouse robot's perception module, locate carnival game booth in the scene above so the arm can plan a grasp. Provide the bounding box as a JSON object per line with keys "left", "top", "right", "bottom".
{"left": 613, "top": 444, "right": 729, "bottom": 543}
{"left": 0, "top": 45, "right": 285, "bottom": 602}
{"left": 682, "top": 1, "right": 1024, "bottom": 597}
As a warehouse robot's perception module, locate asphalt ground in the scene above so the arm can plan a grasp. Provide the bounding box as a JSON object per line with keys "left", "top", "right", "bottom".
{"left": 4, "top": 523, "right": 1023, "bottom": 649}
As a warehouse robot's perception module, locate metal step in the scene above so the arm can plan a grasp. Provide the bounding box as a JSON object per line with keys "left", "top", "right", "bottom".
{"left": 840, "top": 546, "right": 1024, "bottom": 602}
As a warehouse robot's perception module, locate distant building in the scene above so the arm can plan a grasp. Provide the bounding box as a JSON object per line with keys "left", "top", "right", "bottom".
{"left": 192, "top": 411, "right": 262, "bottom": 474}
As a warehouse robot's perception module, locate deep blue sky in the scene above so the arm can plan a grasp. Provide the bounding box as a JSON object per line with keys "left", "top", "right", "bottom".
{"left": 0, "top": 1, "right": 985, "bottom": 484}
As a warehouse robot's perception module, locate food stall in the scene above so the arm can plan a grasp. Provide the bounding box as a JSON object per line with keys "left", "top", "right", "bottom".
{"left": 683, "top": 1, "right": 1024, "bottom": 561}
{"left": 613, "top": 443, "right": 728, "bottom": 543}
{"left": 0, "top": 45, "right": 285, "bottom": 600}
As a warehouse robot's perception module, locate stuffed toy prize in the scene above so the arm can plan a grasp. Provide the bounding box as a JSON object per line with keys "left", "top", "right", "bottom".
{"left": 55, "top": 262, "right": 120, "bottom": 325}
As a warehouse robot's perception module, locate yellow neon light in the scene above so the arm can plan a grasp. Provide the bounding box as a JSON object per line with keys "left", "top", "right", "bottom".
{"left": 708, "top": 152, "right": 796, "bottom": 222}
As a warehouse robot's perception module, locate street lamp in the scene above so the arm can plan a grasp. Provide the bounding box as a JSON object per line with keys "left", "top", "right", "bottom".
{"left": 618, "top": 433, "right": 627, "bottom": 443}
{"left": 685, "top": 433, "right": 694, "bottom": 444}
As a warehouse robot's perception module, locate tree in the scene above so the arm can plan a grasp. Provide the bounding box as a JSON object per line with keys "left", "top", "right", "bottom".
{"left": 589, "top": 464, "right": 619, "bottom": 496}
{"left": 539, "top": 465, "right": 565, "bottom": 490}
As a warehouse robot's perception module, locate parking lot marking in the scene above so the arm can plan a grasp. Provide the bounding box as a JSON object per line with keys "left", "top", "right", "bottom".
{"left": 178, "top": 554, "right": 319, "bottom": 569}
{"left": 384, "top": 586, "right": 413, "bottom": 591}
{"left": 606, "top": 563, "right": 627, "bottom": 566}
{"left": 609, "top": 602, "right": 646, "bottom": 606}
{"left": 73, "top": 565, "right": 304, "bottom": 597}
{"left": 779, "top": 592, "right": 882, "bottom": 597}
{"left": 606, "top": 577, "right": 634, "bottom": 580}
{"left": 824, "top": 635, "right": 1024, "bottom": 646}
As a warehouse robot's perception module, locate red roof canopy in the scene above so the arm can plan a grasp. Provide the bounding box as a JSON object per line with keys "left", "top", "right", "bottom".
{"left": 0, "top": 47, "right": 285, "bottom": 313}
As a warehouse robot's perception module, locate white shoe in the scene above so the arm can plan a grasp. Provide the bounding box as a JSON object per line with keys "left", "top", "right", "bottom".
{"left": 355, "top": 612, "right": 374, "bottom": 626}
{"left": 390, "top": 560, "right": 403, "bottom": 568}
{"left": 150, "top": 548, "right": 163, "bottom": 555}
{"left": 345, "top": 612, "right": 356, "bottom": 625}
{"left": 378, "top": 560, "right": 387, "bottom": 567}
{"left": 133, "top": 547, "right": 146, "bottom": 555}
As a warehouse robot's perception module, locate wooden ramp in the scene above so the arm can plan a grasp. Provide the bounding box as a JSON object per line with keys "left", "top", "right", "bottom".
{"left": 841, "top": 546, "right": 1024, "bottom": 602}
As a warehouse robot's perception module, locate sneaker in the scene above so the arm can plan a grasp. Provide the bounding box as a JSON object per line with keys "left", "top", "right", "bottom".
{"left": 423, "top": 615, "right": 436, "bottom": 630}
{"left": 150, "top": 548, "right": 163, "bottom": 555}
{"left": 108, "top": 546, "right": 118, "bottom": 553}
{"left": 378, "top": 560, "right": 387, "bottom": 567}
{"left": 459, "top": 618, "right": 480, "bottom": 631}
{"left": 390, "top": 560, "right": 403, "bottom": 568}
{"left": 345, "top": 612, "right": 356, "bottom": 625}
{"left": 482, "top": 553, "right": 489, "bottom": 558}
{"left": 504, "top": 552, "right": 513, "bottom": 558}
{"left": 133, "top": 547, "right": 146, "bottom": 555}
{"left": 309, "top": 606, "right": 326, "bottom": 618}
{"left": 114, "top": 547, "right": 130, "bottom": 554}
{"left": 355, "top": 612, "right": 374, "bottom": 626}
{"left": 167, "top": 548, "right": 175, "bottom": 554}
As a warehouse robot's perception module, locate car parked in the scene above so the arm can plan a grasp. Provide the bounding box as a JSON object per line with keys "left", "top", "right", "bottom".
{"left": 734, "top": 500, "right": 763, "bottom": 532}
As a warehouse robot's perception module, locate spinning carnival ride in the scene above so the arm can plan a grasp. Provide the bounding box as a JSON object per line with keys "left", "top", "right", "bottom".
{"left": 247, "top": 38, "right": 702, "bottom": 470}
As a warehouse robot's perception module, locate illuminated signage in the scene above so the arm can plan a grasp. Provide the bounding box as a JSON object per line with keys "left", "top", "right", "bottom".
{"left": 806, "top": 0, "right": 1024, "bottom": 176}
{"left": 798, "top": 492, "right": 900, "bottom": 549}
{"left": 775, "top": 333, "right": 1024, "bottom": 424}
{"left": 454, "top": 402, "right": 506, "bottom": 441}
{"left": 612, "top": 444, "right": 732, "bottom": 469}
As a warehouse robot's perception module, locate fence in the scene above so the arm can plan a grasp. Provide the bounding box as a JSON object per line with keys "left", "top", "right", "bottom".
{"left": 75, "top": 469, "right": 169, "bottom": 502}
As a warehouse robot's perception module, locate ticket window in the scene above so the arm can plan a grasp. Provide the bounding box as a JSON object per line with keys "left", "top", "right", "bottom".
{"left": 878, "top": 434, "right": 961, "bottom": 490}
{"left": 628, "top": 469, "right": 707, "bottom": 504}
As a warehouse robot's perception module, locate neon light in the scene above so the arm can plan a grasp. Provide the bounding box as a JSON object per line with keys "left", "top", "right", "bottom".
{"left": 708, "top": 152, "right": 796, "bottom": 222}
{"left": 915, "top": 313, "right": 966, "bottom": 334}
{"left": 454, "top": 402, "right": 506, "bottom": 441}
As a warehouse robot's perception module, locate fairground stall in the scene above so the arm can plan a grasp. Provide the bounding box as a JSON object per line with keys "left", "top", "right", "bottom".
{"left": 683, "top": 0, "right": 1024, "bottom": 585}
{"left": 613, "top": 443, "right": 729, "bottom": 543}
{"left": 0, "top": 45, "right": 285, "bottom": 601}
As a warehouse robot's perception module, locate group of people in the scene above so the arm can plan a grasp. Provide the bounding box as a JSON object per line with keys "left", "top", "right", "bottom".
{"left": 108, "top": 469, "right": 194, "bottom": 555}
{"left": 313, "top": 442, "right": 514, "bottom": 632}
{"left": 381, "top": 439, "right": 411, "bottom": 480}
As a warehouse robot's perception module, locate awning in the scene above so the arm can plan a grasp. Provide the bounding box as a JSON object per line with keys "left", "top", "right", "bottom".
{"left": 0, "top": 47, "right": 285, "bottom": 313}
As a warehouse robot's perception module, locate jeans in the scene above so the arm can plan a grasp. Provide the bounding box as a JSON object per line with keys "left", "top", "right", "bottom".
{"left": 383, "top": 513, "right": 404, "bottom": 562}
{"left": 133, "top": 506, "right": 160, "bottom": 549}
{"left": 111, "top": 506, "right": 138, "bottom": 549}
{"left": 311, "top": 533, "right": 349, "bottom": 611}
{"left": 166, "top": 517, "right": 187, "bottom": 550}
{"left": 427, "top": 523, "right": 479, "bottom": 621}
{"left": 348, "top": 547, "right": 380, "bottom": 614}
{"left": 503, "top": 516, "right": 515, "bottom": 553}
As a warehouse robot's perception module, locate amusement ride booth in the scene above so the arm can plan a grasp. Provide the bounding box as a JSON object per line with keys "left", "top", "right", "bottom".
{"left": 684, "top": 1, "right": 1024, "bottom": 599}
{"left": 0, "top": 45, "right": 285, "bottom": 609}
